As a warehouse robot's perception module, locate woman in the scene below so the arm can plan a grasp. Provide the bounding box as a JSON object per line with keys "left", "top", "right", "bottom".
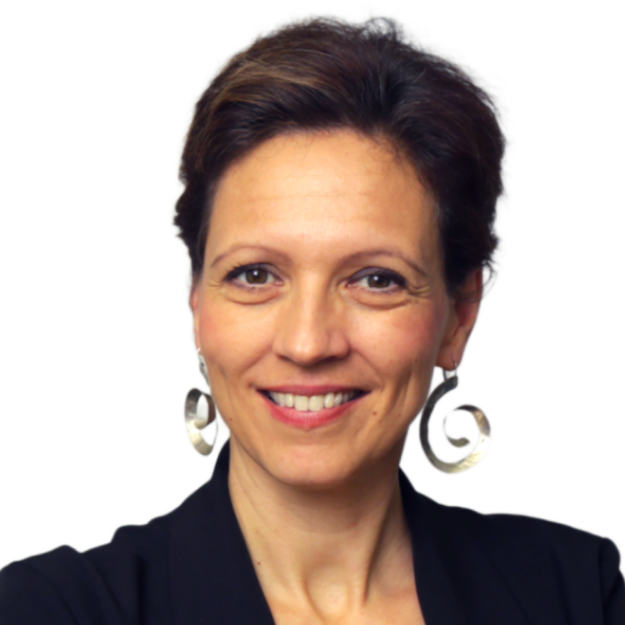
{"left": 1, "top": 17, "right": 623, "bottom": 624}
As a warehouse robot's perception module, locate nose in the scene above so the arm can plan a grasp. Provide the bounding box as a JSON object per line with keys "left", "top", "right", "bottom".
{"left": 272, "top": 282, "right": 350, "bottom": 366}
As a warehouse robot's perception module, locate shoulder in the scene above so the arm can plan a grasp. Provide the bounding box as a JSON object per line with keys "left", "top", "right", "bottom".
{"left": 0, "top": 511, "right": 174, "bottom": 625}
{"left": 430, "top": 493, "right": 620, "bottom": 572}
{"left": 409, "top": 485, "right": 625, "bottom": 622}
{"left": 459, "top": 507, "right": 623, "bottom": 566}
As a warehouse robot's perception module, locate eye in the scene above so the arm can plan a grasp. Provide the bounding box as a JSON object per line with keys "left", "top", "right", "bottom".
{"left": 225, "top": 263, "right": 273, "bottom": 291}
{"left": 224, "top": 263, "right": 406, "bottom": 294}
{"left": 225, "top": 264, "right": 279, "bottom": 287}
{"left": 350, "top": 268, "right": 406, "bottom": 291}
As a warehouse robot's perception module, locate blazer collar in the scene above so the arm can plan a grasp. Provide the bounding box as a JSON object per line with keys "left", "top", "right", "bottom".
{"left": 169, "top": 441, "right": 529, "bottom": 625}
{"left": 169, "top": 442, "right": 274, "bottom": 625}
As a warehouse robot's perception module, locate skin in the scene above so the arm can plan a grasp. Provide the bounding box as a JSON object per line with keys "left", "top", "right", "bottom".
{"left": 191, "top": 129, "right": 481, "bottom": 624}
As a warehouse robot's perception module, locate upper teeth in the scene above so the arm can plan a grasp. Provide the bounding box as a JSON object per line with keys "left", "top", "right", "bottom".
{"left": 268, "top": 391, "right": 357, "bottom": 412}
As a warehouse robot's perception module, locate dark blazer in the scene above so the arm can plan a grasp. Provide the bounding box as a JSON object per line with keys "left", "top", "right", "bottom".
{"left": 1, "top": 441, "right": 624, "bottom": 624}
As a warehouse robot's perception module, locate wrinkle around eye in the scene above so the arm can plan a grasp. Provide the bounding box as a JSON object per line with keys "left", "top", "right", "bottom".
{"left": 224, "top": 263, "right": 411, "bottom": 295}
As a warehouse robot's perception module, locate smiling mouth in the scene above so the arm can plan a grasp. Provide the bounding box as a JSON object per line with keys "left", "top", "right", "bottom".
{"left": 262, "top": 390, "right": 366, "bottom": 412}
{"left": 259, "top": 391, "right": 370, "bottom": 412}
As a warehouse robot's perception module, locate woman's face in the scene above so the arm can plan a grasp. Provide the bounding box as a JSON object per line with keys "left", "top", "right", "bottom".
{"left": 192, "top": 130, "right": 479, "bottom": 488}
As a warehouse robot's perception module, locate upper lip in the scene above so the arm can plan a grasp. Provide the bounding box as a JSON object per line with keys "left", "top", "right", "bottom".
{"left": 260, "top": 385, "right": 365, "bottom": 395}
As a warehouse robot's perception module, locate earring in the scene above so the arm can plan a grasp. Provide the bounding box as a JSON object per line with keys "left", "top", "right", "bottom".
{"left": 419, "top": 364, "right": 490, "bottom": 473}
{"left": 184, "top": 349, "right": 218, "bottom": 456}
{"left": 182, "top": 350, "right": 493, "bottom": 475}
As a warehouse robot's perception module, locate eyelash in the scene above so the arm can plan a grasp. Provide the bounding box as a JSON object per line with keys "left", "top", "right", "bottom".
{"left": 224, "top": 263, "right": 407, "bottom": 292}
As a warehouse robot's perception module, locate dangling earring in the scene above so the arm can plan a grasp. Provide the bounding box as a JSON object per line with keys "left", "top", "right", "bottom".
{"left": 185, "top": 349, "right": 218, "bottom": 456}
{"left": 419, "top": 363, "right": 490, "bottom": 473}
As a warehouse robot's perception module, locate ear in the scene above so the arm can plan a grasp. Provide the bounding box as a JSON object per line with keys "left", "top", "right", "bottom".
{"left": 436, "top": 269, "right": 483, "bottom": 370}
{"left": 190, "top": 283, "right": 201, "bottom": 351}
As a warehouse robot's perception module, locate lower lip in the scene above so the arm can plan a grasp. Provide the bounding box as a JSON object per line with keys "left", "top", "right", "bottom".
{"left": 260, "top": 393, "right": 363, "bottom": 430}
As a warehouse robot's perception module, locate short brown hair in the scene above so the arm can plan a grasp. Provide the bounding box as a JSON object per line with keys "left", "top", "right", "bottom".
{"left": 174, "top": 17, "right": 505, "bottom": 297}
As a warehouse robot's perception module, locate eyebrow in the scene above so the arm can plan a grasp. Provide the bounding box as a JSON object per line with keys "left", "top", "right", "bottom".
{"left": 210, "top": 245, "right": 427, "bottom": 277}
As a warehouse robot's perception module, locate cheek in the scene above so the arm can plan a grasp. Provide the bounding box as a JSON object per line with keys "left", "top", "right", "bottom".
{"left": 198, "top": 305, "right": 230, "bottom": 368}
{"left": 352, "top": 304, "right": 446, "bottom": 378}
{"left": 197, "top": 299, "right": 271, "bottom": 382}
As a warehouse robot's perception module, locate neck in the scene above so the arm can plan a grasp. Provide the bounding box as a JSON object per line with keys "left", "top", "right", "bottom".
{"left": 228, "top": 438, "right": 414, "bottom": 620}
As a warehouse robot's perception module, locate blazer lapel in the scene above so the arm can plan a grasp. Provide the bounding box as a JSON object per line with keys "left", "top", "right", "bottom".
{"left": 169, "top": 443, "right": 531, "bottom": 625}
{"left": 169, "top": 442, "right": 275, "bottom": 625}
{"left": 401, "top": 473, "right": 532, "bottom": 625}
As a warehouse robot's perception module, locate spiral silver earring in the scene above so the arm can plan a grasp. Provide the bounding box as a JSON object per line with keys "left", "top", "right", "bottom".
{"left": 182, "top": 386, "right": 219, "bottom": 458}
{"left": 182, "top": 349, "right": 219, "bottom": 458}
{"left": 419, "top": 366, "right": 490, "bottom": 473}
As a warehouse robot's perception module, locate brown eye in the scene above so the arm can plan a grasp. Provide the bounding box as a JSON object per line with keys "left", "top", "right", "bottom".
{"left": 349, "top": 269, "right": 406, "bottom": 292}
{"left": 239, "top": 269, "right": 268, "bottom": 284}
{"left": 225, "top": 264, "right": 279, "bottom": 288}
{"left": 225, "top": 263, "right": 406, "bottom": 294}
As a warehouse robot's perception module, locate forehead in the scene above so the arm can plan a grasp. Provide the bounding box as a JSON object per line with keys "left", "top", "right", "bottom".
{"left": 207, "top": 130, "right": 440, "bottom": 266}
{"left": 213, "top": 130, "right": 427, "bottom": 212}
